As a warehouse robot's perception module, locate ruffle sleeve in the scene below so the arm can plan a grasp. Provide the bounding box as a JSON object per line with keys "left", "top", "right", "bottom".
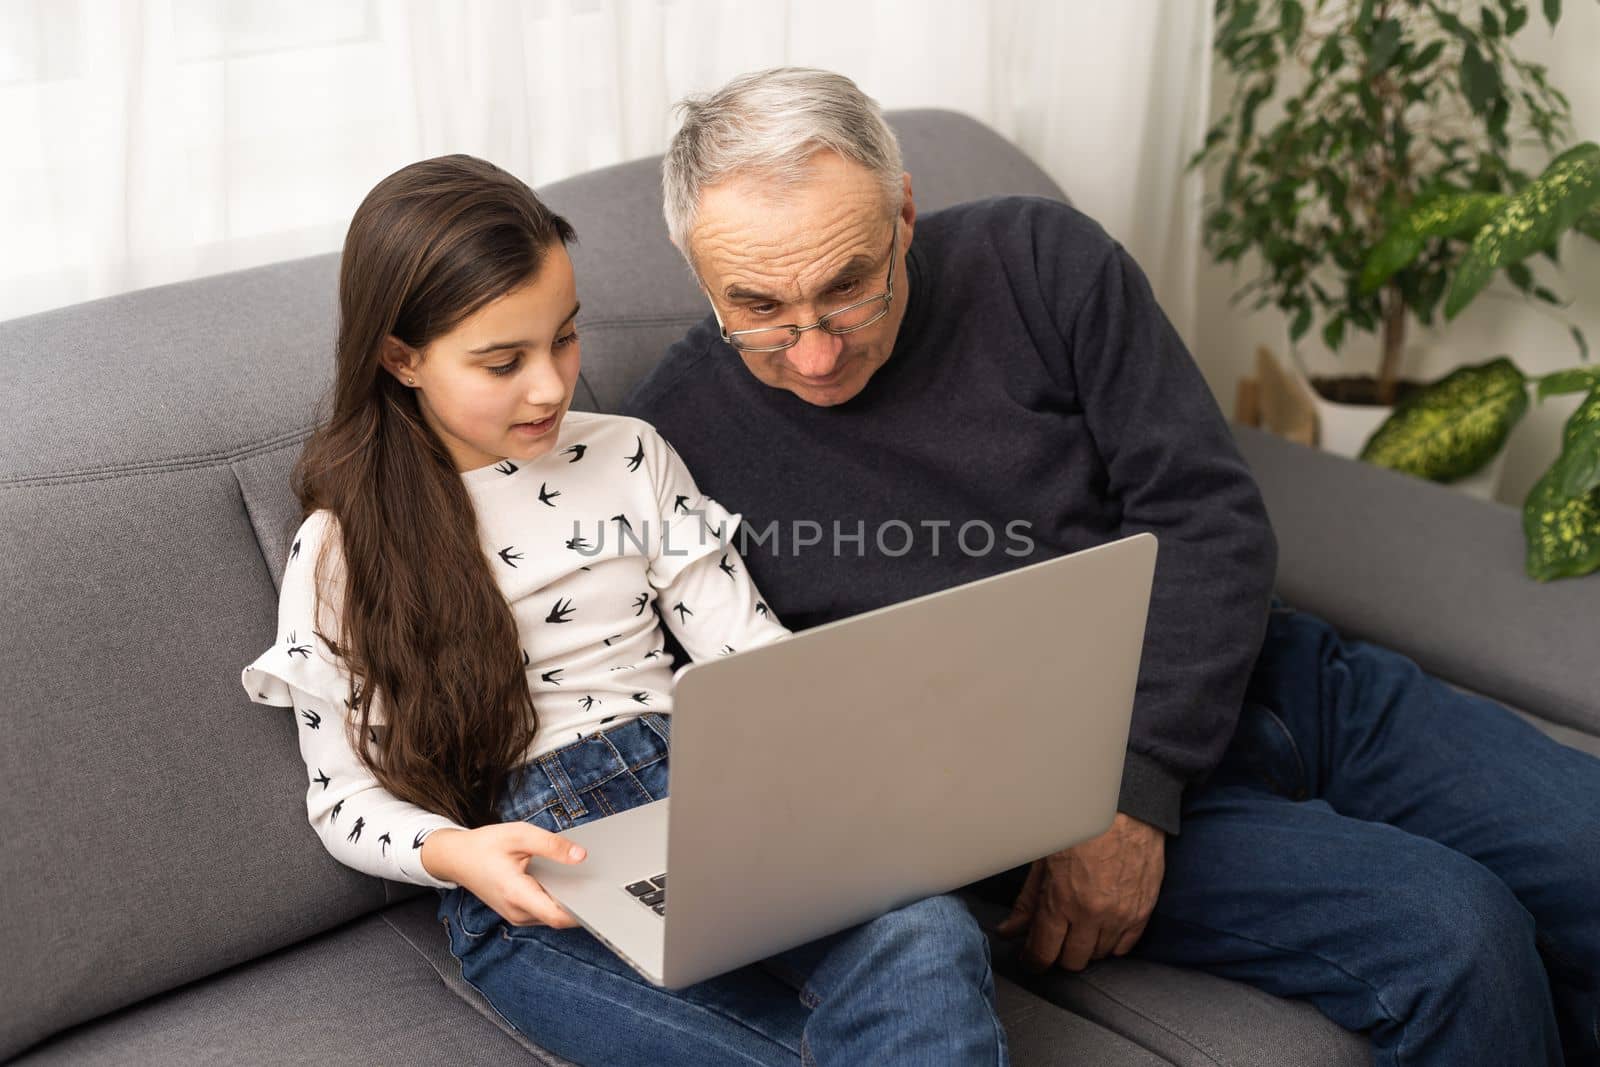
{"left": 240, "top": 509, "right": 363, "bottom": 714}
{"left": 239, "top": 508, "right": 463, "bottom": 889}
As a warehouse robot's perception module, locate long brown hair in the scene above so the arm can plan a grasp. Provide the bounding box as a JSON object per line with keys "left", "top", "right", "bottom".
{"left": 293, "top": 154, "right": 576, "bottom": 827}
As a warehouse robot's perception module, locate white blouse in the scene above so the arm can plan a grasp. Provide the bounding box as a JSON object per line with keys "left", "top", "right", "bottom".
{"left": 240, "top": 412, "right": 790, "bottom": 889}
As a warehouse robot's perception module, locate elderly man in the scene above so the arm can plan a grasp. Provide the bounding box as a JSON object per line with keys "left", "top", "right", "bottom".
{"left": 625, "top": 68, "right": 1600, "bottom": 1066}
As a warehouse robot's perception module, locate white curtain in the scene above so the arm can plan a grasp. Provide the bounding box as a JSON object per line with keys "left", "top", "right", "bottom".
{"left": 0, "top": 0, "right": 1212, "bottom": 341}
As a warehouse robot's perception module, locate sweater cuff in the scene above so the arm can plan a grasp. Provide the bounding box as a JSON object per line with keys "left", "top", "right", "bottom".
{"left": 1116, "top": 749, "right": 1185, "bottom": 836}
{"left": 385, "top": 821, "right": 466, "bottom": 890}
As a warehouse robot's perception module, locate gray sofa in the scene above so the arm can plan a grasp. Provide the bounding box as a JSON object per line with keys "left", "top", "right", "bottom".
{"left": 4, "top": 109, "right": 1596, "bottom": 1066}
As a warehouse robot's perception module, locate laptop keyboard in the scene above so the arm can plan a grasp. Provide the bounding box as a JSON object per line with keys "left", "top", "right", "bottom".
{"left": 624, "top": 873, "right": 667, "bottom": 915}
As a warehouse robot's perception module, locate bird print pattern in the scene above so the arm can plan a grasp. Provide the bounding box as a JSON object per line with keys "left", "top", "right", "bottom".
{"left": 239, "top": 412, "right": 789, "bottom": 890}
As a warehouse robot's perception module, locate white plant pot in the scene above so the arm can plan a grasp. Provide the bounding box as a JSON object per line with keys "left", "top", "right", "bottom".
{"left": 1289, "top": 356, "right": 1510, "bottom": 503}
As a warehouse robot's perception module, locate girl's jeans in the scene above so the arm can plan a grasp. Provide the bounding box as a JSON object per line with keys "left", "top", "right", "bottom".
{"left": 1132, "top": 599, "right": 1600, "bottom": 1067}
{"left": 436, "top": 712, "right": 1008, "bottom": 1067}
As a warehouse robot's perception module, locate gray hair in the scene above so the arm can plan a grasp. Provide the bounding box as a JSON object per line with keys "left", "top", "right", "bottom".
{"left": 661, "top": 67, "right": 904, "bottom": 254}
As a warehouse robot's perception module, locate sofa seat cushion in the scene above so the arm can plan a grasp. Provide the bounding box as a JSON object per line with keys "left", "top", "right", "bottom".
{"left": 962, "top": 894, "right": 1370, "bottom": 1067}
{"left": 15, "top": 896, "right": 1174, "bottom": 1066}
{"left": 13, "top": 902, "right": 557, "bottom": 1067}
{"left": 380, "top": 895, "right": 1174, "bottom": 1066}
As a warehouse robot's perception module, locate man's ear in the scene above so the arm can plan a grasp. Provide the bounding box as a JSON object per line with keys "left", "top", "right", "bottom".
{"left": 378, "top": 335, "right": 419, "bottom": 385}
{"left": 899, "top": 171, "right": 917, "bottom": 244}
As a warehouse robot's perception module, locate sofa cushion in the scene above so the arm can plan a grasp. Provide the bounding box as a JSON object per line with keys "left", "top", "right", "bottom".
{"left": 0, "top": 463, "right": 399, "bottom": 1061}
{"left": 1234, "top": 425, "right": 1600, "bottom": 740}
{"left": 11, "top": 902, "right": 551, "bottom": 1066}
{"left": 14, "top": 896, "right": 1174, "bottom": 1067}
{"left": 378, "top": 895, "right": 1173, "bottom": 1067}
{"left": 957, "top": 893, "right": 1369, "bottom": 1067}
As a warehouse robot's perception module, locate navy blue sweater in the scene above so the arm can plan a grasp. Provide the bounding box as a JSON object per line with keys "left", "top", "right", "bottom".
{"left": 623, "top": 196, "right": 1277, "bottom": 833}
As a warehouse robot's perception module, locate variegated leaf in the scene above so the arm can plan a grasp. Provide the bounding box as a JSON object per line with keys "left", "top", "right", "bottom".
{"left": 1523, "top": 469, "right": 1600, "bottom": 582}
{"left": 1546, "top": 388, "right": 1600, "bottom": 499}
{"left": 1537, "top": 366, "right": 1600, "bottom": 401}
{"left": 1360, "top": 191, "right": 1505, "bottom": 294}
{"left": 1360, "top": 358, "right": 1528, "bottom": 481}
{"left": 1446, "top": 144, "right": 1600, "bottom": 319}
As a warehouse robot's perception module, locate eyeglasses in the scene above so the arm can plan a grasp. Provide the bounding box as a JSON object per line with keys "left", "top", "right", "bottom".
{"left": 716, "top": 225, "right": 898, "bottom": 353}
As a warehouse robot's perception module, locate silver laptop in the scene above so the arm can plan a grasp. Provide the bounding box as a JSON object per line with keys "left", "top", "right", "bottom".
{"left": 527, "top": 531, "right": 1158, "bottom": 988}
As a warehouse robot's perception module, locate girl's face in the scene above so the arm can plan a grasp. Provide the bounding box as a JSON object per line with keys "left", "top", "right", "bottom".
{"left": 387, "top": 244, "right": 582, "bottom": 472}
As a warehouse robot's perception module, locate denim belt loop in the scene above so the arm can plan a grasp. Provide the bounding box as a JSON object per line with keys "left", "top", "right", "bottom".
{"left": 536, "top": 751, "right": 588, "bottom": 819}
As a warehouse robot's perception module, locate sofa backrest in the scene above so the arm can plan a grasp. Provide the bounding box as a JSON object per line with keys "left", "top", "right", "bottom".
{"left": 1234, "top": 425, "right": 1599, "bottom": 741}
{"left": 0, "top": 109, "right": 1067, "bottom": 1060}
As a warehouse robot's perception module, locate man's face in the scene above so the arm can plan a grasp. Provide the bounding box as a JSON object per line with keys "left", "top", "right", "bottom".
{"left": 688, "top": 151, "right": 916, "bottom": 407}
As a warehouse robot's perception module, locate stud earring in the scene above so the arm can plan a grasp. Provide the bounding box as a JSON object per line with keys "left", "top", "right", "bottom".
{"left": 408, "top": 377, "right": 416, "bottom": 386}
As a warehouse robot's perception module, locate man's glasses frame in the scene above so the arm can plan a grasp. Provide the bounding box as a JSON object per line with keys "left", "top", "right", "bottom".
{"left": 717, "top": 225, "right": 898, "bottom": 353}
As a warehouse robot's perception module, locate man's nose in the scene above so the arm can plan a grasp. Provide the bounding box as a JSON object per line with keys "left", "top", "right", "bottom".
{"left": 785, "top": 327, "right": 845, "bottom": 379}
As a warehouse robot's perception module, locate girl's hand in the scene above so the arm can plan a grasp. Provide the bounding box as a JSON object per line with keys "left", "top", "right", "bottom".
{"left": 421, "top": 823, "right": 588, "bottom": 929}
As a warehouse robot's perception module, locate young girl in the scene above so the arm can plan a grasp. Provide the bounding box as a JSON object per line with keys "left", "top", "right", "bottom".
{"left": 240, "top": 155, "right": 1007, "bottom": 1066}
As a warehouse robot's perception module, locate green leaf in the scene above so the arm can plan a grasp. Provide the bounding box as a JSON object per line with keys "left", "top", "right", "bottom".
{"left": 1290, "top": 303, "right": 1313, "bottom": 340}
{"left": 1219, "top": 0, "right": 1262, "bottom": 53}
{"left": 1369, "top": 19, "right": 1403, "bottom": 72}
{"left": 1548, "top": 390, "right": 1600, "bottom": 498}
{"left": 1361, "top": 358, "right": 1530, "bottom": 481}
{"left": 1460, "top": 45, "right": 1501, "bottom": 116}
{"left": 1359, "top": 191, "right": 1506, "bottom": 293}
{"left": 1505, "top": 4, "right": 1528, "bottom": 34}
{"left": 1411, "top": 39, "right": 1446, "bottom": 70}
{"left": 1506, "top": 261, "right": 1535, "bottom": 290}
{"left": 1576, "top": 324, "right": 1591, "bottom": 363}
{"left": 1487, "top": 94, "right": 1511, "bottom": 149}
{"left": 1536, "top": 367, "right": 1600, "bottom": 401}
{"left": 1445, "top": 145, "right": 1600, "bottom": 318}
{"left": 1314, "top": 35, "right": 1344, "bottom": 76}
{"left": 1523, "top": 465, "right": 1600, "bottom": 581}
{"left": 1432, "top": 5, "right": 1475, "bottom": 42}
{"left": 1322, "top": 315, "right": 1347, "bottom": 352}
{"left": 1523, "top": 390, "right": 1600, "bottom": 582}
{"left": 1280, "top": 0, "right": 1304, "bottom": 46}
{"left": 1356, "top": 0, "right": 1377, "bottom": 37}
{"left": 1549, "top": 142, "right": 1600, "bottom": 170}
{"left": 1543, "top": 0, "right": 1561, "bottom": 28}
{"left": 1239, "top": 77, "right": 1277, "bottom": 142}
{"left": 1482, "top": 6, "right": 1502, "bottom": 36}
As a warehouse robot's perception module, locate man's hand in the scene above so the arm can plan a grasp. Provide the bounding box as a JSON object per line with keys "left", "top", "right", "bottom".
{"left": 995, "top": 813, "right": 1166, "bottom": 972}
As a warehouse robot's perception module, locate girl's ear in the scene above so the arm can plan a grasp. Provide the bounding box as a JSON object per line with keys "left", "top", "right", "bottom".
{"left": 378, "top": 335, "right": 420, "bottom": 387}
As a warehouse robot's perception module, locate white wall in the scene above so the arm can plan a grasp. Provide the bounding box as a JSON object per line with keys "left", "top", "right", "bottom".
{"left": 14, "top": 0, "right": 1588, "bottom": 509}
{"left": 1189, "top": 4, "right": 1600, "bottom": 507}
{"left": 0, "top": 1, "right": 1211, "bottom": 346}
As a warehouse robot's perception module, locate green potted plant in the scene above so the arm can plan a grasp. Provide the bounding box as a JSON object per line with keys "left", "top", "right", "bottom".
{"left": 1193, "top": 0, "right": 1600, "bottom": 580}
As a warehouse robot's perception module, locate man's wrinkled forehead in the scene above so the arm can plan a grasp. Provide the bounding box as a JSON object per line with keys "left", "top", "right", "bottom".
{"left": 687, "top": 155, "right": 892, "bottom": 295}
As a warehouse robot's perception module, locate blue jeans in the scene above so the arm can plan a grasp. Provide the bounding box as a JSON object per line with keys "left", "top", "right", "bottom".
{"left": 436, "top": 713, "right": 1008, "bottom": 1067}
{"left": 1131, "top": 600, "right": 1600, "bottom": 1066}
